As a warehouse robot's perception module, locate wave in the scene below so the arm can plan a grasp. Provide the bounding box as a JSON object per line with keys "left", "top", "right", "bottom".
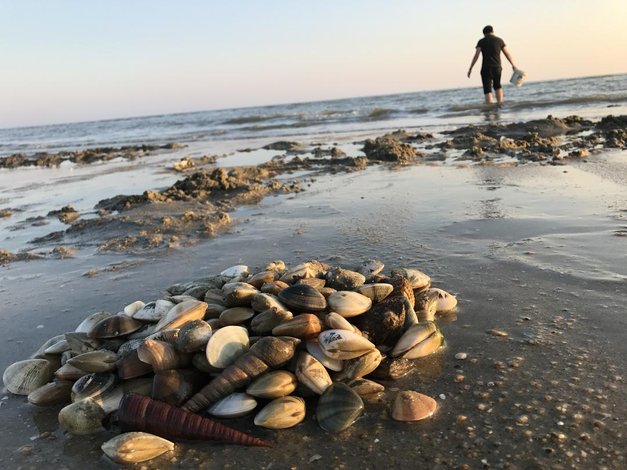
{"left": 368, "top": 108, "right": 395, "bottom": 120}
{"left": 222, "top": 114, "right": 284, "bottom": 125}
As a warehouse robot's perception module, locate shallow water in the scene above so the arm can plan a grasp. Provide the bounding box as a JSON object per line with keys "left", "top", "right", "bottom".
{"left": 1, "top": 151, "right": 625, "bottom": 469}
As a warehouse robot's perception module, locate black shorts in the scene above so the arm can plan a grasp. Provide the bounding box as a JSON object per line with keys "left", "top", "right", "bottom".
{"left": 481, "top": 66, "right": 502, "bottom": 94}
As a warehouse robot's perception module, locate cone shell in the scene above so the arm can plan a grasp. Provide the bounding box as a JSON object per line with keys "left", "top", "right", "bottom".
{"left": 327, "top": 291, "right": 372, "bottom": 318}
{"left": 88, "top": 314, "right": 144, "bottom": 339}
{"left": 271, "top": 313, "right": 323, "bottom": 339}
{"left": 250, "top": 307, "right": 293, "bottom": 334}
{"left": 208, "top": 392, "right": 258, "bottom": 418}
{"left": 295, "top": 352, "right": 333, "bottom": 395}
{"left": 353, "top": 283, "right": 393, "bottom": 303}
{"left": 391, "top": 322, "right": 442, "bottom": 359}
{"left": 58, "top": 398, "right": 106, "bottom": 435}
{"left": 3, "top": 359, "right": 55, "bottom": 395}
{"left": 316, "top": 382, "right": 364, "bottom": 433}
{"left": 318, "top": 329, "right": 376, "bottom": 360}
{"left": 153, "top": 300, "right": 207, "bottom": 332}
{"left": 205, "top": 325, "right": 249, "bottom": 369}
{"left": 254, "top": 396, "right": 306, "bottom": 429}
{"left": 28, "top": 380, "right": 74, "bottom": 406}
{"left": 101, "top": 432, "right": 175, "bottom": 464}
{"left": 278, "top": 284, "right": 327, "bottom": 312}
{"left": 246, "top": 370, "right": 298, "bottom": 399}
{"left": 391, "top": 390, "right": 437, "bottom": 421}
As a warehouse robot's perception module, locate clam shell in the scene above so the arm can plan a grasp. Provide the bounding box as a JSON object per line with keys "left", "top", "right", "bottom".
{"left": 43, "top": 337, "right": 71, "bottom": 355}
{"left": 176, "top": 320, "right": 212, "bottom": 353}
{"left": 102, "top": 432, "right": 175, "bottom": 464}
{"left": 318, "top": 329, "right": 376, "bottom": 360}
{"left": 325, "top": 267, "right": 365, "bottom": 290}
{"left": 431, "top": 288, "right": 458, "bottom": 312}
{"left": 74, "top": 311, "right": 113, "bottom": 334}
{"left": 58, "top": 398, "right": 106, "bottom": 435}
{"left": 414, "top": 289, "right": 439, "bottom": 322}
{"left": 219, "top": 307, "right": 255, "bottom": 326}
{"left": 305, "top": 341, "right": 343, "bottom": 372}
{"left": 137, "top": 339, "right": 192, "bottom": 371}
{"left": 133, "top": 300, "right": 175, "bottom": 322}
{"left": 345, "top": 378, "right": 385, "bottom": 396}
{"left": 391, "top": 390, "right": 437, "bottom": 421}
{"left": 391, "top": 322, "right": 443, "bottom": 359}
{"left": 279, "top": 260, "right": 327, "bottom": 284}
{"left": 3, "top": 359, "right": 55, "bottom": 395}
{"left": 220, "top": 264, "right": 249, "bottom": 279}
{"left": 296, "top": 277, "right": 326, "bottom": 290}
{"left": 205, "top": 325, "right": 249, "bottom": 369}
{"left": 208, "top": 392, "right": 257, "bottom": 418}
{"left": 324, "top": 312, "right": 355, "bottom": 332}
{"left": 88, "top": 315, "right": 145, "bottom": 339}
{"left": 353, "top": 283, "right": 393, "bottom": 303}
{"left": 390, "top": 268, "right": 431, "bottom": 290}
{"left": 27, "top": 380, "right": 74, "bottom": 406}
{"left": 271, "top": 313, "right": 323, "bottom": 339}
{"left": 316, "top": 382, "right": 364, "bottom": 433}
{"left": 123, "top": 301, "right": 146, "bottom": 316}
{"left": 153, "top": 300, "right": 207, "bottom": 332}
{"left": 246, "top": 370, "right": 298, "bottom": 399}
{"left": 121, "top": 377, "right": 154, "bottom": 397}
{"left": 260, "top": 280, "right": 289, "bottom": 296}
{"left": 278, "top": 284, "right": 327, "bottom": 312}
{"left": 72, "top": 372, "right": 122, "bottom": 413}
{"left": 116, "top": 350, "right": 154, "bottom": 380}
{"left": 222, "top": 282, "right": 258, "bottom": 307}
{"left": 356, "top": 259, "right": 385, "bottom": 279}
{"left": 250, "top": 293, "right": 285, "bottom": 313}
{"left": 247, "top": 270, "right": 279, "bottom": 289}
{"left": 264, "top": 259, "right": 286, "bottom": 273}
{"left": 318, "top": 287, "right": 336, "bottom": 298}
{"left": 334, "top": 348, "right": 383, "bottom": 381}
{"left": 295, "top": 352, "right": 333, "bottom": 395}
{"left": 250, "top": 307, "right": 293, "bottom": 335}
{"left": 65, "top": 332, "right": 103, "bottom": 354}
{"left": 254, "top": 396, "right": 306, "bottom": 429}
{"left": 152, "top": 369, "right": 206, "bottom": 406}
{"left": 55, "top": 363, "right": 88, "bottom": 381}
{"left": 68, "top": 350, "right": 118, "bottom": 373}
{"left": 327, "top": 291, "right": 372, "bottom": 318}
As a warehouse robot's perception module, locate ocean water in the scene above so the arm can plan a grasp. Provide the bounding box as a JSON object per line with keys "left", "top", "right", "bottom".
{"left": 1, "top": 73, "right": 626, "bottom": 156}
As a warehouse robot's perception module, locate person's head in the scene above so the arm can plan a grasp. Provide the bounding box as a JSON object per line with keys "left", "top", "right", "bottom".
{"left": 483, "top": 25, "right": 494, "bottom": 35}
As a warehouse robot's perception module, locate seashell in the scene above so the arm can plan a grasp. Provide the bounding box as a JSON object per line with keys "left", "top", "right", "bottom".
{"left": 204, "top": 289, "right": 226, "bottom": 306}
{"left": 431, "top": 287, "right": 458, "bottom": 312}
{"left": 305, "top": 341, "right": 343, "bottom": 372}
{"left": 170, "top": 294, "right": 198, "bottom": 304}
{"left": 183, "top": 285, "right": 210, "bottom": 300}
{"left": 279, "top": 260, "right": 327, "bottom": 284}
{"left": 391, "top": 390, "right": 437, "bottom": 421}
{"left": 247, "top": 270, "right": 279, "bottom": 289}
{"left": 102, "top": 432, "right": 175, "bottom": 464}
{"left": 133, "top": 300, "right": 175, "bottom": 322}
{"left": 152, "top": 369, "right": 206, "bottom": 406}
{"left": 353, "top": 296, "right": 406, "bottom": 347}
{"left": 414, "top": 289, "right": 439, "bottom": 322}
{"left": 204, "top": 303, "right": 228, "bottom": 319}
{"left": 55, "top": 363, "right": 88, "bottom": 381}
{"left": 122, "top": 377, "right": 154, "bottom": 397}
{"left": 254, "top": 396, "right": 306, "bottom": 429}
{"left": 271, "top": 313, "right": 323, "bottom": 339}
{"left": 318, "top": 286, "right": 336, "bottom": 298}
{"left": 278, "top": 284, "right": 327, "bottom": 312}
{"left": 220, "top": 264, "right": 249, "bottom": 279}
{"left": 295, "top": 352, "right": 333, "bottom": 395}
{"left": 208, "top": 392, "right": 258, "bottom": 418}
{"left": 318, "top": 329, "right": 376, "bottom": 360}
{"left": 123, "top": 301, "right": 145, "bottom": 316}
{"left": 192, "top": 352, "right": 215, "bottom": 373}
{"left": 250, "top": 293, "right": 285, "bottom": 313}
{"left": 205, "top": 325, "right": 249, "bottom": 369}
{"left": 250, "top": 307, "right": 293, "bottom": 335}
{"left": 222, "top": 282, "right": 258, "bottom": 307}
{"left": 65, "top": 332, "right": 103, "bottom": 354}
{"left": 324, "top": 311, "right": 355, "bottom": 332}
{"left": 72, "top": 372, "right": 123, "bottom": 413}
{"left": 391, "top": 322, "right": 443, "bottom": 359}
{"left": 296, "top": 277, "right": 326, "bottom": 290}
{"left": 43, "top": 337, "right": 71, "bottom": 355}
{"left": 327, "top": 291, "right": 372, "bottom": 318}
{"left": 246, "top": 370, "right": 298, "bottom": 399}
{"left": 117, "top": 350, "right": 154, "bottom": 379}
{"left": 356, "top": 259, "right": 385, "bottom": 280}
{"left": 370, "top": 356, "right": 416, "bottom": 380}
{"left": 145, "top": 328, "right": 179, "bottom": 344}
{"left": 390, "top": 267, "right": 431, "bottom": 291}
{"left": 264, "top": 259, "right": 286, "bottom": 273}
{"left": 153, "top": 300, "right": 207, "bottom": 332}
{"left": 334, "top": 348, "right": 383, "bottom": 381}
{"left": 316, "top": 382, "right": 364, "bottom": 433}
{"left": 176, "top": 320, "right": 212, "bottom": 353}
{"left": 58, "top": 398, "right": 106, "bottom": 435}
{"left": 344, "top": 378, "right": 385, "bottom": 396}
{"left": 3, "top": 359, "right": 55, "bottom": 395}
{"left": 183, "top": 336, "right": 298, "bottom": 412}
{"left": 119, "top": 394, "right": 270, "bottom": 447}
{"left": 260, "top": 280, "right": 289, "bottom": 296}
{"left": 27, "top": 380, "right": 74, "bottom": 406}
{"left": 219, "top": 307, "right": 255, "bottom": 326}
{"left": 74, "top": 312, "right": 114, "bottom": 334}
{"left": 325, "top": 267, "right": 365, "bottom": 290}
{"left": 353, "top": 283, "right": 394, "bottom": 303}
{"left": 137, "top": 339, "right": 192, "bottom": 371}
{"left": 68, "top": 350, "right": 118, "bottom": 373}
{"left": 88, "top": 315, "right": 145, "bottom": 339}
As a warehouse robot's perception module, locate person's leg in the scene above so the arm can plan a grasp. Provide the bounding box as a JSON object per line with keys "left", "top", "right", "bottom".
{"left": 484, "top": 92, "right": 494, "bottom": 104}
{"left": 495, "top": 88, "right": 504, "bottom": 103}
{"left": 493, "top": 67, "right": 504, "bottom": 103}
{"left": 481, "top": 69, "right": 493, "bottom": 104}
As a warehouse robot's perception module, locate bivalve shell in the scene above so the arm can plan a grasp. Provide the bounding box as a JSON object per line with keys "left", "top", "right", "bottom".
{"left": 220, "top": 264, "right": 249, "bottom": 279}
{"left": 208, "top": 392, "right": 257, "bottom": 418}
{"left": 345, "top": 378, "right": 385, "bottom": 396}
{"left": 324, "top": 311, "right": 355, "bottom": 332}
{"left": 68, "top": 350, "right": 118, "bottom": 373}
{"left": 327, "top": 291, "right": 372, "bottom": 318}
{"left": 137, "top": 339, "right": 192, "bottom": 371}
{"left": 133, "top": 300, "right": 175, "bottom": 322}
{"left": 74, "top": 311, "right": 113, "bottom": 334}
{"left": 391, "top": 390, "right": 437, "bottom": 421}
{"left": 279, "top": 260, "right": 327, "bottom": 284}
{"left": 391, "top": 322, "right": 443, "bottom": 359}
{"left": 58, "top": 398, "right": 106, "bottom": 434}
{"left": 318, "top": 329, "right": 376, "bottom": 360}
{"left": 271, "top": 313, "right": 323, "bottom": 339}
{"left": 353, "top": 283, "right": 394, "bottom": 303}
{"left": 176, "top": 320, "right": 212, "bottom": 353}
{"left": 123, "top": 301, "right": 145, "bottom": 317}
{"left": 246, "top": 370, "right": 298, "bottom": 399}
{"left": 219, "top": 307, "right": 255, "bottom": 326}
{"left": 247, "top": 270, "right": 278, "bottom": 289}
{"left": 305, "top": 341, "right": 343, "bottom": 372}
{"left": 431, "top": 288, "right": 458, "bottom": 312}
{"left": 222, "top": 282, "right": 258, "bottom": 307}
{"left": 88, "top": 315, "right": 144, "bottom": 339}
{"left": 153, "top": 300, "right": 207, "bottom": 332}
{"left": 101, "top": 432, "right": 175, "bottom": 464}
{"left": 295, "top": 352, "right": 333, "bottom": 395}
{"left": 390, "top": 268, "right": 431, "bottom": 291}
{"left": 260, "top": 280, "right": 289, "bottom": 296}
{"left": 325, "top": 267, "right": 366, "bottom": 290}
{"left": 334, "top": 348, "right": 383, "bottom": 381}
{"left": 250, "top": 307, "right": 293, "bottom": 335}
{"left": 254, "top": 396, "right": 306, "bottom": 429}
{"left": 27, "top": 380, "right": 74, "bottom": 406}
{"left": 278, "top": 284, "right": 327, "bottom": 312}
{"left": 205, "top": 325, "right": 249, "bottom": 369}
{"left": 3, "top": 359, "right": 55, "bottom": 395}
{"left": 250, "top": 293, "right": 285, "bottom": 313}
{"left": 316, "top": 382, "right": 364, "bottom": 433}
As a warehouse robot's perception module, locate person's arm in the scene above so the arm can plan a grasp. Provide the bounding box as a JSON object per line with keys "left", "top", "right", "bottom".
{"left": 502, "top": 46, "right": 517, "bottom": 70}
{"left": 467, "top": 47, "right": 480, "bottom": 78}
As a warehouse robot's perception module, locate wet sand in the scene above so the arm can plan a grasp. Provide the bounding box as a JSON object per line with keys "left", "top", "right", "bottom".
{"left": 1, "top": 120, "right": 626, "bottom": 468}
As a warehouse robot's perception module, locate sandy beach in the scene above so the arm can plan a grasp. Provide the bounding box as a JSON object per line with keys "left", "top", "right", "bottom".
{"left": 0, "top": 108, "right": 626, "bottom": 469}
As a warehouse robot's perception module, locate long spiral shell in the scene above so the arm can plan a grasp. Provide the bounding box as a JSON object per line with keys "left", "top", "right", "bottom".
{"left": 118, "top": 394, "right": 270, "bottom": 447}
{"left": 182, "top": 336, "right": 297, "bottom": 413}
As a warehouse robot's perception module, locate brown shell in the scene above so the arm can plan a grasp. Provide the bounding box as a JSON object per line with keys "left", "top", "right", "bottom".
{"left": 137, "top": 339, "right": 192, "bottom": 371}
{"left": 152, "top": 369, "right": 206, "bottom": 406}
{"left": 116, "top": 350, "right": 154, "bottom": 380}
{"left": 278, "top": 284, "right": 327, "bottom": 312}
{"left": 389, "top": 276, "right": 415, "bottom": 307}
{"left": 88, "top": 315, "right": 145, "bottom": 339}
{"left": 271, "top": 313, "right": 323, "bottom": 339}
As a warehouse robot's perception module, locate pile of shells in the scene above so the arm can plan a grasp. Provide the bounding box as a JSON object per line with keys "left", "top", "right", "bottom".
{"left": 2, "top": 258, "right": 457, "bottom": 464}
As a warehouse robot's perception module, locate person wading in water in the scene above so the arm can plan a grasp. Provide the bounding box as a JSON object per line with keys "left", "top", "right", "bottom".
{"left": 467, "top": 25, "right": 517, "bottom": 104}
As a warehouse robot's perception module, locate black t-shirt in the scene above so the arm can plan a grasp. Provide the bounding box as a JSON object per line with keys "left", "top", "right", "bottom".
{"left": 476, "top": 35, "right": 506, "bottom": 68}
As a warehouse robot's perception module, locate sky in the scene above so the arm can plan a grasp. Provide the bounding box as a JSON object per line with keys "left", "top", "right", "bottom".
{"left": 1, "top": 0, "right": 626, "bottom": 128}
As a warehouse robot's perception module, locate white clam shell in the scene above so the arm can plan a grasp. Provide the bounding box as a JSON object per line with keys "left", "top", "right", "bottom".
{"left": 133, "top": 300, "right": 175, "bottom": 322}
{"left": 326, "top": 291, "right": 372, "bottom": 318}
{"left": 305, "top": 341, "right": 343, "bottom": 372}
{"left": 220, "top": 265, "right": 249, "bottom": 278}
{"left": 254, "top": 396, "right": 306, "bottom": 429}
{"left": 205, "top": 325, "right": 249, "bottom": 369}
{"left": 102, "top": 432, "right": 175, "bottom": 464}
{"left": 123, "top": 301, "right": 145, "bottom": 316}
{"left": 207, "top": 392, "right": 257, "bottom": 418}
{"left": 295, "top": 352, "right": 333, "bottom": 395}
{"left": 431, "top": 288, "right": 458, "bottom": 312}
{"left": 318, "top": 329, "right": 376, "bottom": 360}
{"left": 3, "top": 359, "right": 55, "bottom": 395}
{"left": 153, "top": 300, "right": 207, "bottom": 332}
